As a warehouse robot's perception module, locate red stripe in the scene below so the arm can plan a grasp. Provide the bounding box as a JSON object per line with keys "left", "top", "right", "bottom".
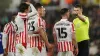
{"left": 37, "top": 36, "right": 39, "bottom": 47}
{"left": 64, "top": 41, "right": 66, "bottom": 52}
{"left": 59, "top": 42, "right": 61, "bottom": 52}
{"left": 29, "top": 36, "right": 31, "bottom": 47}
{"left": 38, "top": 18, "right": 41, "bottom": 27}
{"left": 12, "top": 26, "right": 15, "bottom": 52}
{"left": 32, "top": 36, "right": 33, "bottom": 47}
{"left": 8, "top": 26, "right": 11, "bottom": 52}
{"left": 11, "top": 27, "right": 13, "bottom": 52}
{"left": 66, "top": 42, "right": 68, "bottom": 51}
{"left": 9, "top": 25, "right": 12, "bottom": 52}
{"left": 68, "top": 42, "right": 70, "bottom": 51}
{"left": 32, "top": 36, "right": 34, "bottom": 47}
{"left": 69, "top": 42, "right": 72, "bottom": 51}
{"left": 4, "top": 23, "right": 11, "bottom": 34}
{"left": 19, "top": 14, "right": 26, "bottom": 16}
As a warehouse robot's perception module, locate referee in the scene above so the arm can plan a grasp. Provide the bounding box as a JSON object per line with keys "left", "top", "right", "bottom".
{"left": 73, "top": 4, "right": 90, "bottom": 56}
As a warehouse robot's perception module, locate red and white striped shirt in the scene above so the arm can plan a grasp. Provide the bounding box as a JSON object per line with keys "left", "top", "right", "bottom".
{"left": 53, "top": 19, "right": 75, "bottom": 52}
{"left": 28, "top": 15, "right": 46, "bottom": 48}
{"left": 3, "top": 22, "right": 16, "bottom": 52}
{"left": 15, "top": 3, "right": 37, "bottom": 48}
{"left": 15, "top": 12, "right": 28, "bottom": 48}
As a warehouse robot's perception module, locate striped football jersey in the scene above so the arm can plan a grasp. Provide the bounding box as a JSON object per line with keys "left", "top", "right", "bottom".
{"left": 28, "top": 15, "right": 46, "bottom": 48}
{"left": 3, "top": 22, "right": 16, "bottom": 52}
{"left": 53, "top": 19, "right": 75, "bottom": 52}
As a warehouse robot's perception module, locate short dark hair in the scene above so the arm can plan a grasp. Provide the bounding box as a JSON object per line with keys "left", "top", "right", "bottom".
{"left": 74, "top": 4, "right": 82, "bottom": 9}
{"left": 34, "top": 3, "right": 42, "bottom": 10}
{"left": 60, "top": 8, "right": 69, "bottom": 16}
{"left": 18, "top": 3, "right": 29, "bottom": 13}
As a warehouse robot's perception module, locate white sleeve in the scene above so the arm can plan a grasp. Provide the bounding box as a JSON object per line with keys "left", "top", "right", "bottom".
{"left": 28, "top": 4, "right": 38, "bottom": 18}
{"left": 2, "top": 33, "right": 8, "bottom": 49}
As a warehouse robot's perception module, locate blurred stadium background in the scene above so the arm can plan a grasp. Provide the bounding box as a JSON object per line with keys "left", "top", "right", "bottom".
{"left": 0, "top": 0, "right": 100, "bottom": 56}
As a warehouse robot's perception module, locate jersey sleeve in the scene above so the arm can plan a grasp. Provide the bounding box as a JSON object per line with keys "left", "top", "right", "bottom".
{"left": 2, "top": 23, "right": 11, "bottom": 49}
{"left": 28, "top": 4, "right": 38, "bottom": 18}
{"left": 38, "top": 17, "right": 43, "bottom": 27}
{"left": 3, "top": 23, "right": 11, "bottom": 34}
{"left": 2, "top": 33, "right": 8, "bottom": 49}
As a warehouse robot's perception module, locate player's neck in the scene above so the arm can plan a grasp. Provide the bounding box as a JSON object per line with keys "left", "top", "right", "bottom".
{"left": 62, "top": 16, "right": 68, "bottom": 19}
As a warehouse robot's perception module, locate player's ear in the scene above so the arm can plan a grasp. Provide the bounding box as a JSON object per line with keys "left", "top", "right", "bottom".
{"left": 80, "top": 8, "right": 83, "bottom": 12}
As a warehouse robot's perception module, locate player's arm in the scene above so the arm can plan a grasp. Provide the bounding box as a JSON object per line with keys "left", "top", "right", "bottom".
{"left": 72, "top": 32, "right": 78, "bottom": 55}
{"left": 37, "top": 27, "right": 53, "bottom": 49}
{"left": 53, "top": 27, "right": 57, "bottom": 45}
{"left": 77, "top": 14, "right": 86, "bottom": 22}
{"left": 27, "top": 2, "right": 38, "bottom": 18}
{"left": 2, "top": 33, "right": 8, "bottom": 50}
{"left": 2, "top": 24, "right": 10, "bottom": 55}
{"left": 71, "top": 23, "right": 78, "bottom": 55}
{"left": 2, "top": 24, "right": 10, "bottom": 49}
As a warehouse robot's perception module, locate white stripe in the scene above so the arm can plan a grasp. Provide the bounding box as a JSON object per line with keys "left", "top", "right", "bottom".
{"left": 68, "top": 42, "right": 70, "bottom": 51}
{"left": 62, "top": 42, "right": 64, "bottom": 51}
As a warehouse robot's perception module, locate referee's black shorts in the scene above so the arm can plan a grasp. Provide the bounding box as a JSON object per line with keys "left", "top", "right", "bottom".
{"left": 78, "top": 40, "right": 89, "bottom": 56}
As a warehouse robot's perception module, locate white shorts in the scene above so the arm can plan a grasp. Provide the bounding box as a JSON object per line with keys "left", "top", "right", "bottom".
{"left": 7, "top": 52, "right": 15, "bottom": 56}
{"left": 27, "top": 47, "right": 47, "bottom": 56}
{"left": 0, "top": 54, "right": 3, "bottom": 56}
{"left": 26, "top": 48, "right": 34, "bottom": 56}
{"left": 15, "top": 44, "right": 28, "bottom": 56}
{"left": 57, "top": 51, "right": 74, "bottom": 56}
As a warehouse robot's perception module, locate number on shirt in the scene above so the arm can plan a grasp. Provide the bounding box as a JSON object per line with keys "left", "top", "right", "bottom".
{"left": 56, "top": 28, "right": 67, "bottom": 38}
{"left": 28, "top": 21, "right": 35, "bottom": 31}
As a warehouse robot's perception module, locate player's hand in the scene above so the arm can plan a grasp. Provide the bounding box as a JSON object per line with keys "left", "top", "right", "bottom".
{"left": 47, "top": 47, "right": 54, "bottom": 56}
{"left": 47, "top": 43, "right": 54, "bottom": 49}
{"left": 3, "top": 49, "right": 8, "bottom": 56}
{"left": 74, "top": 48, "right": 78, "bottom": 56}
{"left": 25, "top": 2, "right": 30, "bottom": 4}
{"left": 26, "top": 0, "right": 31, "bottom": 2}
{"left": 72, "top": 11, "right": 78, "bottom": 16}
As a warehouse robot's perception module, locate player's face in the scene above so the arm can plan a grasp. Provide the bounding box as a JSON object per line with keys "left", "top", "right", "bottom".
{"left": 41, "top": 7, "right": 46, "bottom": 17}
{"left": 73, "top": 7, "right": 82, "bottom": 14}
{"left": 38, "top": 6, "right": 45, "bottom": 17}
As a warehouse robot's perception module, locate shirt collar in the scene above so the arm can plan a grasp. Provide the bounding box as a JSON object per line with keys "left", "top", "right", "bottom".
{"left": 60, "top": 19, "right": 68, "bottom": 21}
{"left": 18, "top": 12, "right": 27, "bottom": 16}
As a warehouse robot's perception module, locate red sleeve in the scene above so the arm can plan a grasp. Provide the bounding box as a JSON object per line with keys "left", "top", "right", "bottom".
{"left": 38, "top": 17, "right": 43, "bottom": 27}
{"left": 3, "top": 23, "right": 11, "bottom": 34}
